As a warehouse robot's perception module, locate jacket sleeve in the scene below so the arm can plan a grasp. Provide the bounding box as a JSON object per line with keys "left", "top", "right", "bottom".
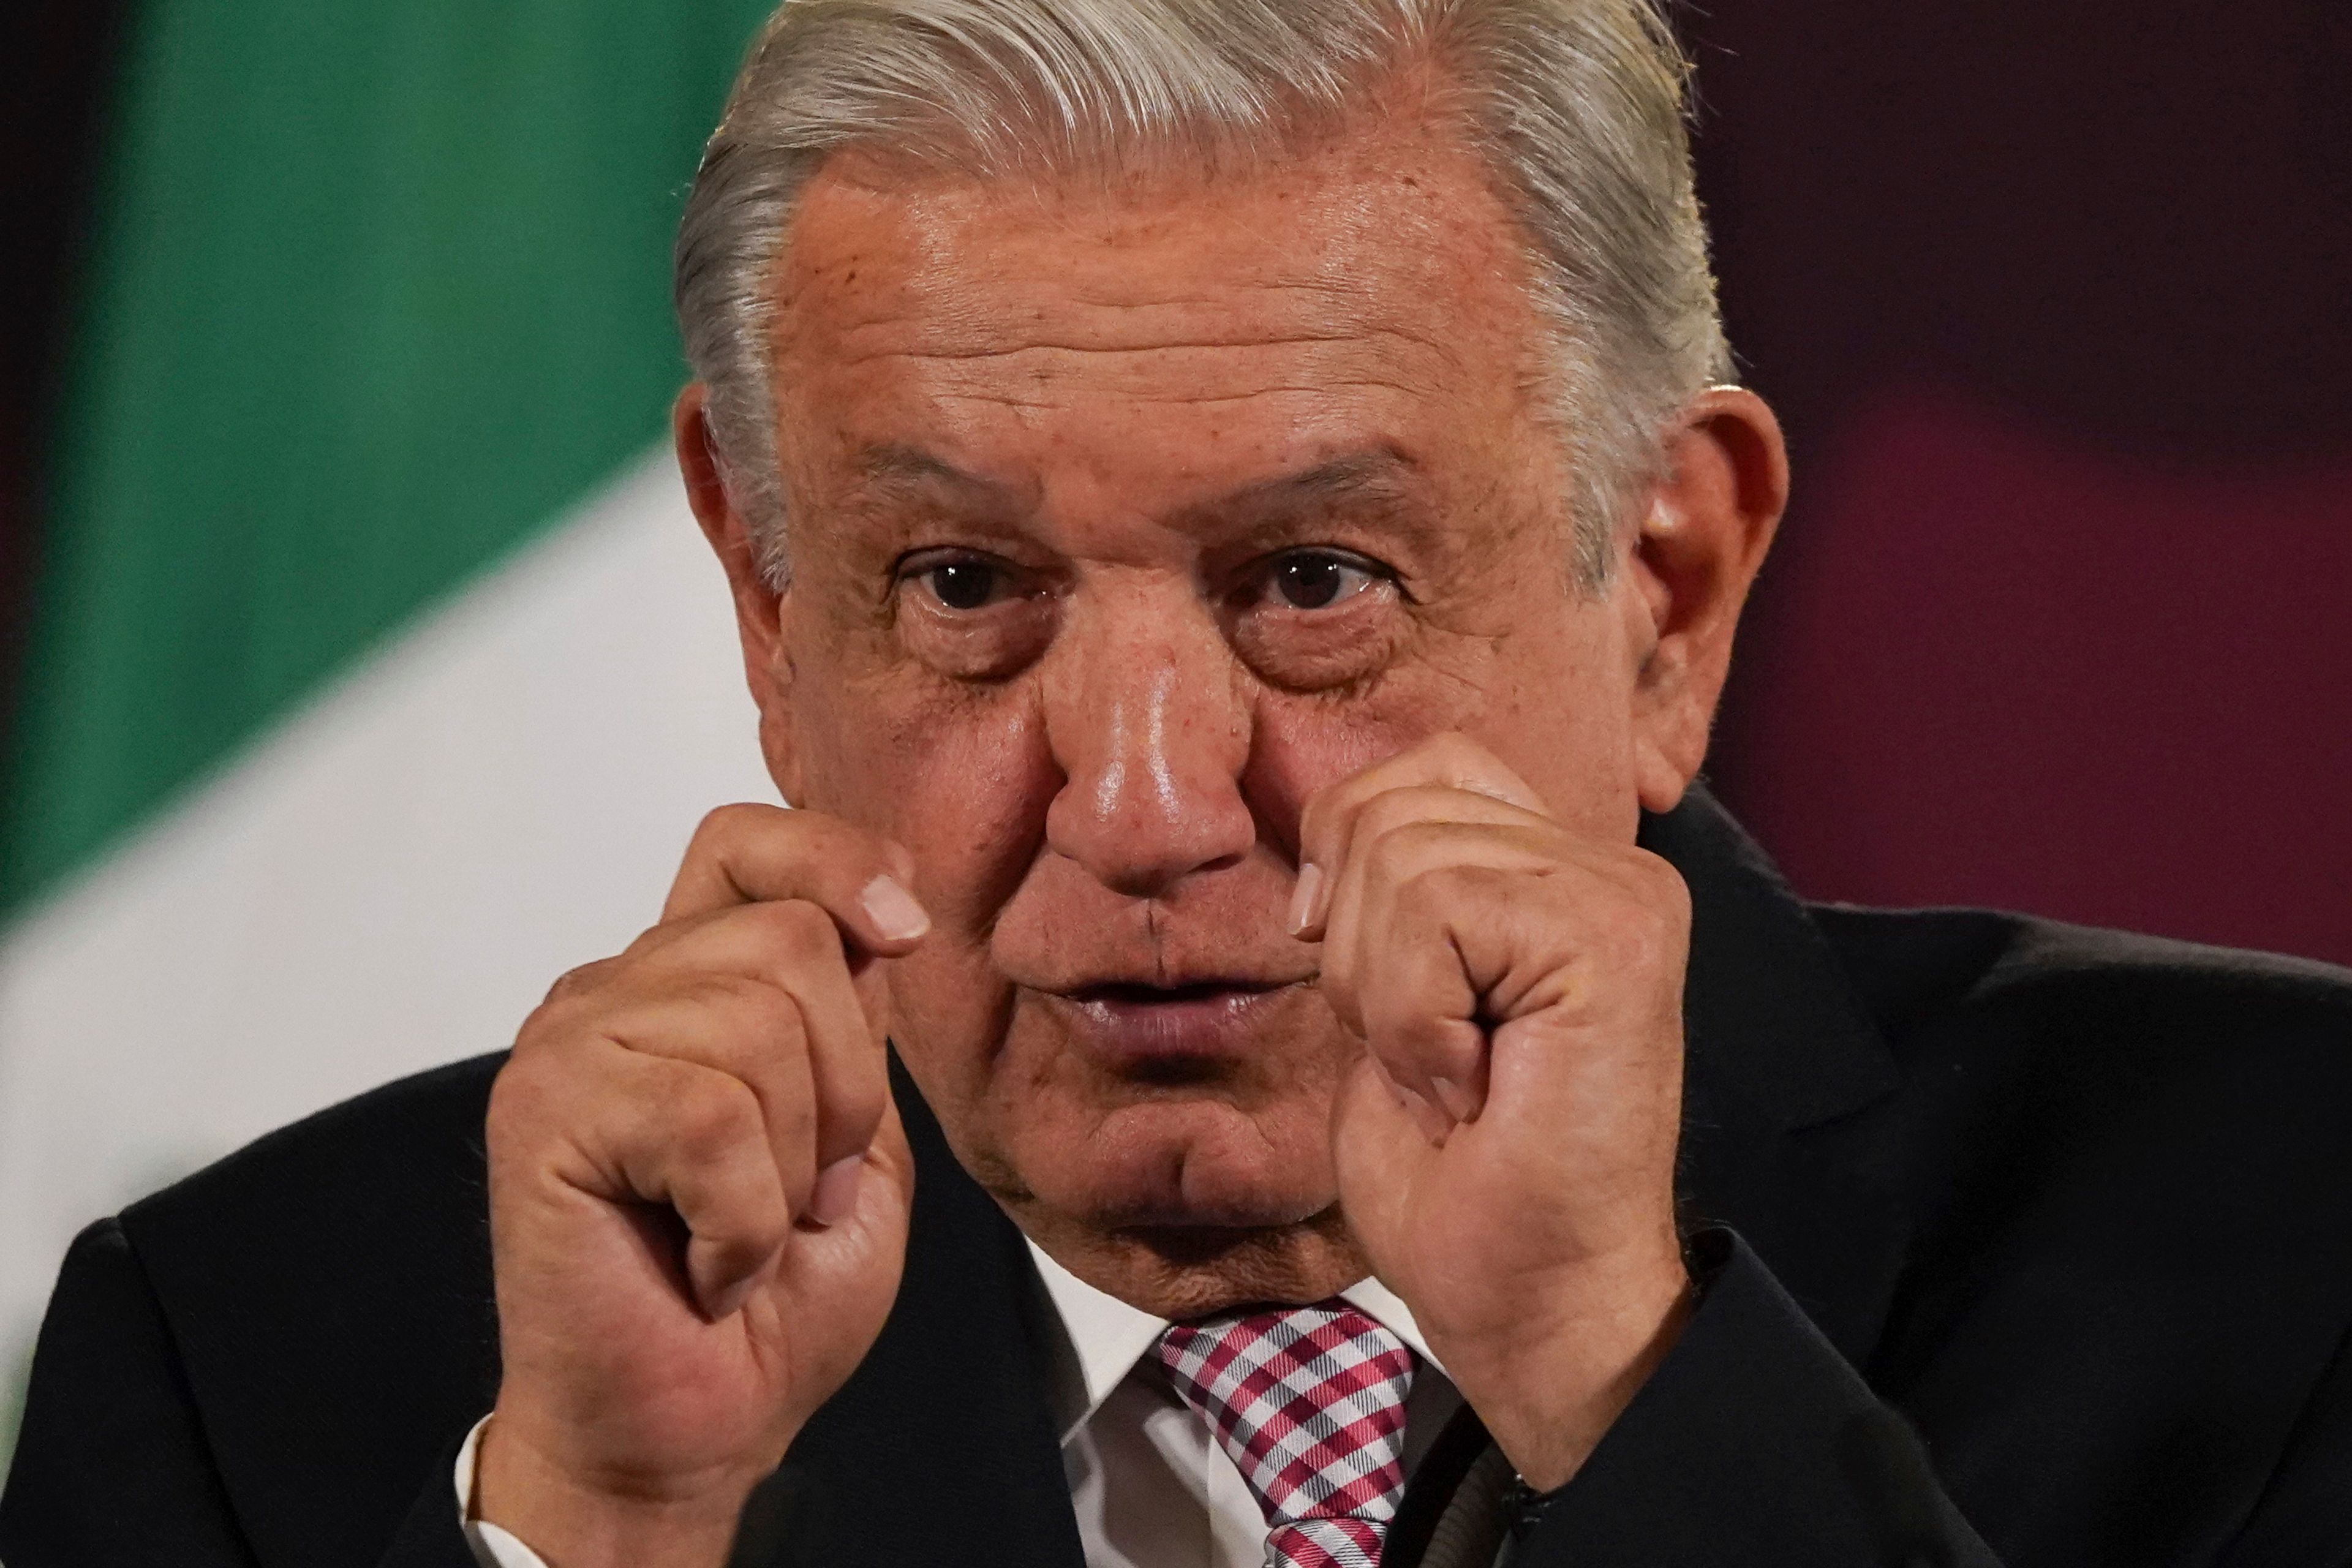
{"left": 0, "top": 1218, "right": 481, "bottom": 1568}
{"left": 1507, "top": 1227, "right": 2002, "bottom": 1568}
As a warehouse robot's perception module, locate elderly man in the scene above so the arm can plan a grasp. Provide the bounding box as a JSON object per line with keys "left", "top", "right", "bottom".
{"left": 7, "top": 1, "right": 2351, "bottom": 1566}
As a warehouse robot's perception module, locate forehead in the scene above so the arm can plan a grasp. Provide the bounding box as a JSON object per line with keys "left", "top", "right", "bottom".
{"left": 766, "top": 108, "right": 1553, "bottom": 522}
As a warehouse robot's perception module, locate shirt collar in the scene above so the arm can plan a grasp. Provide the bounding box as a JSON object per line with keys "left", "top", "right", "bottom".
{"left": 1023, "top": 1237, "right": 1446, "bottom": 1444}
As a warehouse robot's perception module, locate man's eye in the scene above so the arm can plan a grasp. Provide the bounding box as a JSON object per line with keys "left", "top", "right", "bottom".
{"left": 918, "top": 559, "right": 1003, "bottom": 611}
{"left": 1269, "top": 551, "right": 1383, "bottom": 611}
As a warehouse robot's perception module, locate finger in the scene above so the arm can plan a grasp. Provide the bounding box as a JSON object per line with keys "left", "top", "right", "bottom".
{"left": 1354, "top": 861, "right": 1517, "bottom": 1119}
{"left": 773, "top": 1096, "right": 918, "bottom": 1300}
{"left": 554, "top": 1044, "right": 796, "bottom": 1321}
{"left": 661, "top": 803, "right": 929, "bottom": 956}
{"left": 630, "top": 899, "right": 890, "bottom": 1172}
{"left": 1330, "top": 1055, "right": 1446, "bottom": 1251}
{"left": 1325, "top": 813, "right": 1645, "bottom": 1025}
{"left": 1321, "top": 819, "right": 1560, "bottom": 1075}
{"left": 541, "top": 956, "right": 622, "bottom": 1006}
{"left": 1292, "top": 735, "right": 1548, "bottom": 939}
{"left": 1314, "top": 783, "right": 1549, "bottom": 946}
{"left": 559, "top": 981, "right": 824, "bottom": 1224}
{"left": 1370, "top": 1053, "right": 1460, "bottom": 1144}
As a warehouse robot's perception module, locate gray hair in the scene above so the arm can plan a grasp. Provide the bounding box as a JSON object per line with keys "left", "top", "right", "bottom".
{"left": 674, "top": 0, "right": 1732, "bottom": 588}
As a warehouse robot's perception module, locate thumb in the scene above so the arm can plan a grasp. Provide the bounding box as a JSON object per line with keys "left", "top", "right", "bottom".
{"left": 1332, "top": 1057, "right": 1439, "bottom": 1271}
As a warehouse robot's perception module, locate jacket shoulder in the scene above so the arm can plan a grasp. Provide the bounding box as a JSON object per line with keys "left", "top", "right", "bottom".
{"left": 1812, "top": 901, "right": 2352, "bottom": 1304}
{"left": 1807, "top": 901, "right": 2352, "bottom": 1057}
{"left": 126, "top": 1049, "right": 505, "bottom": 1244}
{"left": 116, "top": 1053, "right": 507, "bottom": 1568}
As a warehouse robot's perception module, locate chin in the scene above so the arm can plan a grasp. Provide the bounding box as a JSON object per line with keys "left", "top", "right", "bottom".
{"left": 1021, "top": 1094, "right": 1336, "bottom": 1231}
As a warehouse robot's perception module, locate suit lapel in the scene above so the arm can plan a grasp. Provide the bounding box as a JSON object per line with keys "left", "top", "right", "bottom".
{"left": 733, "top": 1057, "right": 1087, "bottom": 1568}
{"left": 1642, "top": 785, "right": 1911, "bottom": 1367}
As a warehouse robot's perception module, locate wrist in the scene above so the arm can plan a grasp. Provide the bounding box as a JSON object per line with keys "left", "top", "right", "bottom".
{"left": 1441, "top": 1246, "right": 1695, "bottom": 1493}
{"left": 473, "top": 1412, "right": 766, "bottom": 1568}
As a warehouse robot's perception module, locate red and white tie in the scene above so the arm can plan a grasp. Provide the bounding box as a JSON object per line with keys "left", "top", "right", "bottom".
{"left": 1155, "top": 1302, "right": 1419, "bottom": 1568}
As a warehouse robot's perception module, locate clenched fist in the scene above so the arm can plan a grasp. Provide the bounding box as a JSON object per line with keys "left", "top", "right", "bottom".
{"left": 1296, "top": 734, "right": 1697, "bottom": 1491}
{"left": 475, "top": 806, "right": 930, "bottom": 1567}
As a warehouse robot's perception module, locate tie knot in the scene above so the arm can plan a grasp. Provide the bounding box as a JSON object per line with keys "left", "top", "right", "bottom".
{"left": 1155, "top": 1301, "right": 1417, "bottom": 1568}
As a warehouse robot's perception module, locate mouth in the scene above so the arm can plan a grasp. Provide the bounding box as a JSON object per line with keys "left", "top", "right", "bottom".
{"left": 1050, "top": 979, "right": 1302, "bottom": 1078}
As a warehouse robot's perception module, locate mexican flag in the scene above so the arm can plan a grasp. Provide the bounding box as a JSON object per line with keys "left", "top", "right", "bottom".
{"left": 0, "top": 0, "right": 783, "bottom": 1450}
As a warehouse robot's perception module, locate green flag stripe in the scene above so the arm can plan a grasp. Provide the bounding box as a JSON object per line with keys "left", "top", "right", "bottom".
{"left": 2, "top": 0, "right": 774, "bottom": 915}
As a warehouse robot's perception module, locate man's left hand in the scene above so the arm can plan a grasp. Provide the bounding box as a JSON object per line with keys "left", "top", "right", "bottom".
{"left": 1294, "top": 733, "right": 1694, "bottom": 1491}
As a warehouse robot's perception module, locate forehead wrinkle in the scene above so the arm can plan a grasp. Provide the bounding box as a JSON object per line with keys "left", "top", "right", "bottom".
{"left": 858, "top": 333, "right": 1461, "bottom": 420}
{"left": 830, "top": 322, "right": 1447, "bottom": 368}
{"left": 926, "top": 379, "right": 1430, "bottom": 417}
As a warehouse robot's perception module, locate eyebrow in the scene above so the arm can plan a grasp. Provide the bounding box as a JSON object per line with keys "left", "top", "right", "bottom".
{"left": 853, "top": 444, "right": 1030, "bottom": 506}
{"left": 1215, "top": 449, "right": 1422, "bottom": 515}
{"left": 850, "top": 443, "right": 1422, "bottom": 518}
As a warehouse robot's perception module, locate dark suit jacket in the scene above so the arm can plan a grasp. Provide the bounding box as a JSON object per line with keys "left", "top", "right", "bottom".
{"left": 6, "top": 790, "right": 2351, "bottom": 1567}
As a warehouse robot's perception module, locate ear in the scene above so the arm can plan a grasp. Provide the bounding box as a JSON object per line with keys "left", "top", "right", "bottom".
{"left": 1622, "top": 386, "right": 1789, "bottom": 813}
{"left": 674, "top": 383, "right": 805, "bottom": 805}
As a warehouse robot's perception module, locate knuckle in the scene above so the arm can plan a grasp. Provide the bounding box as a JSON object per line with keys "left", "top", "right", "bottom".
{"left": 774, "top": 1085, "right": 820, "bottom": 1159}
{"left": 684, "top": 804, "right": 737, "bottom": 861}
{"left": 744, "top": 899, "right": 841, "bottom": 965}
{"left": 1351, "top": 791, "right": 1421, "bottom": 854}
{"left": 695, "top": 971, "right": 800, "bottom": 1031}
{"left": 695, "top": 801, "right": 767, "bottom": 842}
{"left": 829, "top": 1066, "right": 890, "bottom": 1134}
{"left": 671, "top": 1075, "right": 762, "bottom": 1159}
{"left": 1373, "top": 832, "right": 1468, "bottom": 893}
{"left": 1357, "top": 816, "right": 1418, "bottom": 881}
{"left": 513, "top": 988, "right": 592, "bottom": 1058}
{"left": 540, "top": 959, "right": 610, "bottom": 1006}
{"left": 682, "top": 801, "right": 782, "bottom": 870}
{"left": 1621, "top": 855, "right": 1691, "bottom": 925}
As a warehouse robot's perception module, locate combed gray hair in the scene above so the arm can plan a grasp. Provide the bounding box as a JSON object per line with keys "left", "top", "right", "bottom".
{"left": 675, "top": 0, "right": 1732, "bottom": 588}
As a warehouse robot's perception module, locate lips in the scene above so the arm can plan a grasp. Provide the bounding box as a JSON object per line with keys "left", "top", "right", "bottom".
{"left": 1048, "top": 978, "right": 1305, "bottom": 1071}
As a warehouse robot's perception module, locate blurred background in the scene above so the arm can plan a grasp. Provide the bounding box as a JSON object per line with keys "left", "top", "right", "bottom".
{"left": 2, "top": 0, "right": 2346, "bottom": 1460}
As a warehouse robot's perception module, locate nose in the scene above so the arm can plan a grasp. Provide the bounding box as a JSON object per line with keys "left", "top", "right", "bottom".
{"left": 1042, "top": 587, "right": 1256, "bottom": 899}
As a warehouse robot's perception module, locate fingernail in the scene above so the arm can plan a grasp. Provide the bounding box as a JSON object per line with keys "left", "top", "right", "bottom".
{"left": 1286, "top": 863, "right": 1325, "bottom": 937}
{"left": 859, "top": 875, "right": 930, "bottom": 942}
{"left": 810, "top": 1153, "right": 865, "bottom": 1227}
{"left": 1429, "top": 1076, "right": 1479, "bottom": 1123}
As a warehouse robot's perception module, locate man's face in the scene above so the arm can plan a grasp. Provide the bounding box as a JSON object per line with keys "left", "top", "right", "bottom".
{"left": 739, "top": 110, "right": 1674, "bottom": 1307}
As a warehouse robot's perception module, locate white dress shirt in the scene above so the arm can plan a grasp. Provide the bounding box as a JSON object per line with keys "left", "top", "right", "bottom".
{"left": 457, "top": 1242, "right": 1460, "bottom": 1568}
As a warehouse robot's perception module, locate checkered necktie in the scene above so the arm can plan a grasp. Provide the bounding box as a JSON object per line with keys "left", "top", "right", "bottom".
{"left": 1155, "top": 1302, "right": 1418, "bottom": 1568}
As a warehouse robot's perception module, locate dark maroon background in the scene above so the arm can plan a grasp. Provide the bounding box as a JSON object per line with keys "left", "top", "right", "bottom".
{"left": 4, "top": 2, "right": 2348, "bottom": 962}
{"left": 1686, "top": 0, "right": 2352, "bottom": 964}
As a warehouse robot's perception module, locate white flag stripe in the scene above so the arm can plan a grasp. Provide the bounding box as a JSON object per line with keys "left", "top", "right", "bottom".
{"left": 0, "top": 445, "right": 774, "bottom": 1390}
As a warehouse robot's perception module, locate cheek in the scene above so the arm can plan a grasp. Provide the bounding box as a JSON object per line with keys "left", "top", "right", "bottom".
{"left": 1242, "top": 699, "right": 1430, "bottom": 853}
{"left": 1246, "top": 614, "right": 1643, "bottom": 845}
{"left": 800, "top": 675, "right": 1056, "bottom": 932}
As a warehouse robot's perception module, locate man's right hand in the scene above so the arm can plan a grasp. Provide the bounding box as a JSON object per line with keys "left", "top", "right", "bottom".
{"left": 475, "top": 805, "right": 930, "bottom": 1568}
